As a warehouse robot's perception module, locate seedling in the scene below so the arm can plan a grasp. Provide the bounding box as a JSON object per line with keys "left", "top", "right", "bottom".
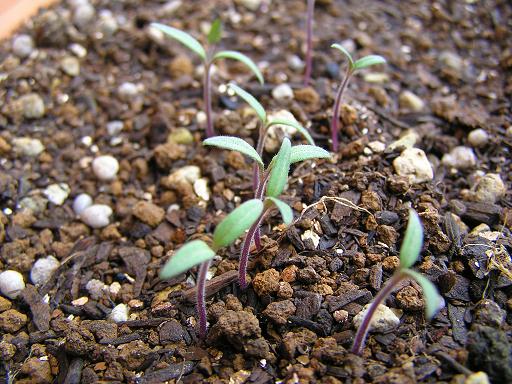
{"left": 160, "top": 199, "right": 264, "bottom": 338}
{"left": 303, "top": 0, "right": 315, "bottom": 86}
{"left": 226, "top": 83, "right": 314, "bottom": 191}
{"left": 351, "top": 210, "right": 443, "bottom": 355}
{"left": 203, "top": 135, "right": 330, "bottom": 288}
{"left": 151, "top": 20, "right": 264, "bottom": 138}
{"left": 330, "top": 44, "right": 386, "bottom": 152}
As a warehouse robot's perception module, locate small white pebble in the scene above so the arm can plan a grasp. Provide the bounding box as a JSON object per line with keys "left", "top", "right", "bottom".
{"left": 71, "top": 297, "right": 89, "bottom": 306}
{"left": 287, "top": 55, "right": 305, "bottom": 71}
{"left": 399, "top": 90, "right": 425, "bottom": 111}
{"left": 106, "top": 120, "right": 124, "bottom": 136}
{"left": 0, "top": 270, "right": 26, "bottom": 299}
{"left": 193, "top": 178, "right": 210, "bottom": 201}
{"left": 80, "top": 204, "right": 113, "bottom": 228}
{"left": 61, "top": 56, "right": 80, "bottom": 77}
{"left": 43, "top": 183, "right": 70, "bottom": 205}
{"left": 30, "top": 256, "right": 60, "bottom": 286}
{"left": 272, "top": 83, "right": 294, "bottom": 101}
{"left": 92, "top": 155, "right": 119, "bottom": 180}
{"left": 118, "top": 82, "right": 140, "bottom": 100}
{"left": 468, "top": 129, "right": 489, "bottom": 147}
{"left": 73, "top": 193, "right": 93, "bottom": 215}
{"left": 442, "top": 146, "right": 477, "bottom": 170}
{"left": 73, "top": 3, "right": 95, "bottom": 28}
{"left": 12, "top": 137, "right": 45, "bottom": 157}
{"left": 86, "top": 279, "right": 107, "bottom": 300}
{"left": 109, "top": 282, "right": 121, "bottom": 297}
{"left": 12, "top": 34, "right": 34, "bottom": 58}
{"left": 69, "top": 43, "right": 87, "bottom": 58}
{"left": 367, "top": 141, "right": 386, "bottom": 153}
{"left": 109, "top": 303, "right": 129, "bottom": 323}
{"left": 353, "top": 304, "right": 400, "bottom": 333}
{"left": 301, "top": 229, "right": 320, "bottom": 249}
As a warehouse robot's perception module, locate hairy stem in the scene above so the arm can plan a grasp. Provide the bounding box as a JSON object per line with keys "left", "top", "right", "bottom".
{"left": 351, "top": 272, "right": 404, "bottom": 355}
{"left": 252, "top": 123, "right": 267, "bottom": 190}
{"left": 330, "top": 67, "right": 352, "bottom": 152}
{"left": 196, "top": 259, "right": 211, "bottom": 338}
{"left": 303, "top": 0, "right": 315, "bottom": 86}
{"left": 203, "top": 61, "right": 214, "bottom": 137}
{"left": 239, "top": 211, "right": 267, "bottom": 289}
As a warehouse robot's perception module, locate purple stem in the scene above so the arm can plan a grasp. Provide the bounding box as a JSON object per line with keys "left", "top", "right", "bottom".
{"left": 196, "top": 259, "right": 211, "bottom": 338}
{"left": 203, "top": 61, "right": 214, "bottom": 138}
{"left": 330, "top": 67, "right": 352, "bottom": 152}
{"left": 254, "top": 227, "right": 262, "bottom": 250}
{"left": 351, "top": 272, "right": 404, "bottom": 355}
{"left": 303, "top": 0, "right": 315, "bottom": 86}
{"left": 239, "top": 211, "right": 267, "bottom": 289}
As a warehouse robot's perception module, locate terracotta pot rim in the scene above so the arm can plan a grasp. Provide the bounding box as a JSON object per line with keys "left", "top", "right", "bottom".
{"left": 0, "top": 0, "right": 60, "bottom": 41}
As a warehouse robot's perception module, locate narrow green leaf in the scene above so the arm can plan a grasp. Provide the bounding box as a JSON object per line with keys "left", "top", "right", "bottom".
{"left": 331, "top": 43, "right": 354, "bottom": 68}
{"left": 151, "top": 23, "right": 206, "bottom": 61}
{"left": 203, "top": 136, "right": 263, "bottom": 168}
{"left": 213, "top": 50, "right": 264, "bottom": 84}
{"left": 160, "top": 240, "right": 215, "bottom": 279}
{"left": 267, "top": 119, "right": 315, "bottom": 145}
{"left": 207, "top": 19, "right": 222, "bottom": 45}
{"left": 399, "top": 210, "right": 423, "bottom": 269}
{"left": 227, "top": 83, "right": 266, "bottom": 123}
{"left": 266, "top": 197, "right": 293, "bottom": 225}
{"left": 353, "top": 55, "right": 386, "bottom": 70}
{"left": 289, "top": 145, "right": 331, "bottom": 164}
{"left": 213, "top": 199, "right": 264, "bottom": 248}
{"left": 266, "top": 138, "right": 291, "bottom": 198}
{"left": 403, "top": 269, "right": 443, "bottom": 319}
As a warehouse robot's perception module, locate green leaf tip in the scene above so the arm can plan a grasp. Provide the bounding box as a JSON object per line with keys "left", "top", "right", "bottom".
{"left": 266, "top": 197, "right": 293, "bottom": 225}
{"left": 353, "top": 55, "right": 386, "bottom": 70}
{"left": 213, "top": 199, "right": 264, "bottom": 248}
{"left": 227, "top": 83, "right": 266, "bottom": 123}
{"left": 203, "top": 136, "right": 263, "bottom": 168}
{"left": 331, "top": 43, "right": 354, "bottom": 68}
{"left": 207, "top": 19, "right": 222, "bottom": 45}
{"left": 160, "top": 240, "right": 215, "bottom": 279}
{"left": 267, "top": 119, "right": 315, "bottom": 145}
{"left": 403, "top": 269, "right": 443, "bottom": 320}
{"left": 150, "top": 22, "right": 206, "bottom": 61}
{"left": 266, "top": 138, "right": 292, "bottom": 198}
{"left": 290, "top": 145, "right": 330, "bottom": 164}
{"left": 213, "top": 51, "right": 264, "bottom": 84}
{"left": 399, "top": 210, "right": 423, "bottom": 269}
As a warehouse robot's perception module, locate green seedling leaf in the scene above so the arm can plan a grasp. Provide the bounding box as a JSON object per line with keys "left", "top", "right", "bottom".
{"left": 160, "top": 240, "right": 215, "bottom": 279}
{"left": 213, "top": 50, "right": 264, "bottom": 84}
{"left": 353, "top": 55, "right": 386, "bottom": 70}
{"left": 290, "top": 145, "right": 331, "bottom": 164}
{"left": 204, "top": 136, "right": 264, "bottom": 168}
{"left": 213, "top": 199, "right": 264, "bottom": 248}
{"left": 266, "top": 138, "right": 291, "bottom": 198}
{"left": 403, "top": 269, "right": 443, "bottom": 319}
{"left": 151, "top": 23, "right": 206, "bottom": 61}
{"left": 399, "top": 210, "right": 423, "bottom": 269}
{"left": 331, "top": 43, "right": 354, "bottom": 68}
{"left": 207, "top": 19, "right": 222, "bottom": 45}
{"left": 267, "top": 119, "right": 315, "bottom": 145}
{"left": 266, "top": 197, "right": 293, "bottom": 225}
{"left": 228, "top": 83, "right": 266, "bottom": 123}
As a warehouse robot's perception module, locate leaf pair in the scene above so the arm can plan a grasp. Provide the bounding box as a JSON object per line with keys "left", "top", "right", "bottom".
{"left": 203, "top": 136, "right": 330, "bottom": 168}
{"left": 331, "top": 43, "right": 386, "bottom": 71}
{"left": 160, "top": 199, "right": 264, "bottom": 279}
{"left": 398, "top": 210, "right": 443, "bottom": 319}
{"left": 228, "top": 83, "right": 314, "bottom": 145}
{"left": 151, "top": 22, "right": 263, "bottom": 84}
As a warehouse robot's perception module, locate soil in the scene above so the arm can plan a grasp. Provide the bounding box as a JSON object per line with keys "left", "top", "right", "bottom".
{"left": 0, "top": 0, "right": 511, "bottom": 383}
